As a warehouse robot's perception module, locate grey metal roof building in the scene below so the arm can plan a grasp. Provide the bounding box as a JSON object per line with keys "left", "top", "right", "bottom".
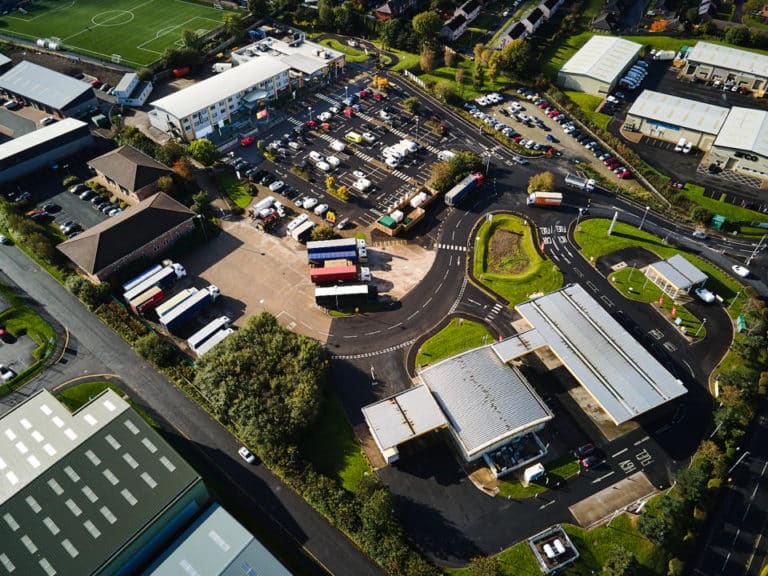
{"left": 645, "top": 254, "right": 707, "bottom": 297}
{"left": 144, "top": 504, "right": 292, "bottom": 576}
{"left": 557, "top": 35, "right": 642, "bottom": 95}
{"left": 0, "top": 61, "right": 96, "bottom": 116}
{"left": 514, "top": 284, "right": 687, "bottom": 425}
{"left": 0, "top": 389, "right": 209, "bottom": 576}
{"left": 419, "top": 346, "right": 553, "bottom": 462}
{"left": 362, "top": 386, "right": 447, "bottom": 464}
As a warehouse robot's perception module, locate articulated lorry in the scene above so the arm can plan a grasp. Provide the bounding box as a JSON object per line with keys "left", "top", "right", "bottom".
{"left": 188, "top": 316, "right": 231, "bottom": 354}
{"left": 291, "top": 220, "right": 316, "bottom": 243}
{"left": 122, "top": 260, "right": 172, "bottom": 293}
{"left": 526, "top": 191, "right": 563, "bottom": 206}
{"left": 315, "top": 284, "right": 378, "bottom": 309}
{"left": 159, "top": 285, "right": 220, "bottom": 333}
{"left": 154, "top": 288, "right": 198, "bottom": 318}
{"left": 310, "top": 266, "right": 371, "bottom": 284}
{"left": 123, "top": 262, "right": 186, "bottom": 304}
{"left": 565, "top": 173, "right": 596, "bottom": 192}
{"left": 307, "top": 237, "right": 360, "bottom": 264}
{"left": 128, "top": 286, "right": 165, "bottom": 316}
{"left": 444, "top": 173, "right": 484, "bottom": 207}
{"left": 194, "top": 328, "right": 234, "bottom": 357}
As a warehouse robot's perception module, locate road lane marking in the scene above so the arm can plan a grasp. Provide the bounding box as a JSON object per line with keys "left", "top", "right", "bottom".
{"left": 538, "top": 500, "right": 555, "bottom": 510}
{"left": 407, "top": 311, "right": 419, "bottom": 320}
{"left": 422, "top": 297, "right": 433, "bottom": 308}
{"left": 633, "top": 436, "right": 649, "bottom": 446}
{"left": 612, "top": 448, "right": 628, "bottom": 458}
{"left": 591, "top": 471, "right": 615, "bottom": 484}
{"left": 365, "top": 330, "right": 380, "bottom": 336}
{"left": 387, "top": 322, "right": 402, "bottom": 330}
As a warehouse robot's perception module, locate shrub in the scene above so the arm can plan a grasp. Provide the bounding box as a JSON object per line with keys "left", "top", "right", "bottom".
{"left": 65, "top": 275, "right": 111, "bottom": 310}
{"left": 134, "top": 332, "right": 177, "bottom": 368}
{"left": 95, "top": 301, "right": 148, "bottom": 343}
{"left": 62, "top": 175, "right": 80, "bottom": 188}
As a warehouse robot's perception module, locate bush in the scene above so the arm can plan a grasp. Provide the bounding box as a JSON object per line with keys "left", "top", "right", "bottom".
{"left": 65, "top": 275, "right": 111, "bottom": 310}
{"left": 96, "top": 301, "right": 148, "bottom": 343}
{"left": 62, "top": 175, "right": 80, "bottom": 188}
{"left": 134, "top": 332, "right": 177, "bottom": 368}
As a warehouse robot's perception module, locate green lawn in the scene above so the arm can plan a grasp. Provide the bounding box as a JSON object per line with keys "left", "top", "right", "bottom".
{"left": 0, "top": 0, "right": 233, "bottom": 67}
{"left": 415, "top": 318, "right": 493, "bottom": 367}
{"left": 320, "top": 38, "right": 369, "bottom": 63}
{"left": 216, "top": 172, "right": 252, "bottom": 210}
{"left": 609, "top": 267, "right": 705, "bottom": 336}
{"left": 682, "top": 183, "right": 768, "bottom": 235}
{"left": 497, "top": 455, "right": 580, "bottom": 498}
{"left": 300, "top": 386, "right": 371, "bottom": 492}
{"left": 419, "top": 57, "right": 513, "bottom": 101}
{"left": 474, "top": 214, "right": 564, "bottom": 305}
{"left": 389, "top": 48, "right": 420, "bottom": 72}
{"left": 565, "top": 90, "right": 609, "bottom": 130}
{"left": 541, "top": 31, "right": 594, "bottom": 79}
{"left": 55, "top": 381, "right": 159, "bottom": 427}
{"left": 574, "top": 219, "right": 744, "bottom": 316}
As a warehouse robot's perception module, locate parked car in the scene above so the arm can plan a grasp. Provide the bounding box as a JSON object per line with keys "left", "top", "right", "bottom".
{"left": 0, "top": 235, "right": 8, "bottom": 245}
{"left": 70, "top": 183, "right": 88, "bottom": 194}
{"left": 41, "top": 116, "right": 57, "bottom": 126}
{"left": 314, "top": 203, "right": 329, "bottom": 216}
{"left": 80, "top": 190, "right": 96, "bottom": 201}
{"left": 732, "top": 265, "right": 750, "bottom": 278}
{"left": 238, "top": 446, "right": 256, "bottom": 464}
{"left": 0, "top": 364, "right": 15, "bottom": 382}
{"left": 240, "top": 136, "right": 255, "bottom": 147}
{"left": 268, "top": 180, "right": 284, "bottom": 192}
{"left": 695, "top": 287, "right": 715, "bottom": 303}
{"left": 572, "top": 443, "right": 595, "bottom": 459}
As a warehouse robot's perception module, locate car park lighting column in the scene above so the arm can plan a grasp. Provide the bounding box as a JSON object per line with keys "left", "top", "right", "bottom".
{"left": 639, "top": 206, "right": 650, "bottom": 231}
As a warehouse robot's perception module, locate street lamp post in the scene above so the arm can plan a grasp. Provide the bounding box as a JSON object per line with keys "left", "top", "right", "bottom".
{"left": 415, "top": 116, "right": 419, "bottom": 142}
{"left": 576, "top": 207, "right": 584, "bottom": 228}
{"left": 345, "top": 86, "right": 348, "bottom": 101}
{"left": 695, "top": 317, "right": 708, "bottom": 338}
{"left": 639, "top": 205, "right": 650, "bottom": 231}
{"left": 308, "top": 106, "right": 312, "bottom": 123}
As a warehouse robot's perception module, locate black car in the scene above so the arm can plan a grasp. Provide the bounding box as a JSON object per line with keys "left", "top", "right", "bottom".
{"left": 571, "top": 443, "right": 595, "bottom": 459}
{"left": 42, "top": 202, "right": 60, "bottom": 214}
{"left": 259, "top": 173, "right": 275, "bottom": 185}
{"left": 70, "top": 183, "right": 88, "bottom": 194}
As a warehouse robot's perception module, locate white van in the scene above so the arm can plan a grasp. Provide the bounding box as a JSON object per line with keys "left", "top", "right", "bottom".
{"left": 438, "top": 150, "right": 456, "bottom": 161}
{"left": 326, "top": 155, "right": 340, "bottom": 168}
{"left": 400, "top": 139, "right": 418, "bottom": 154}
{"left": 674, "top": 137, "right": 686, "bottom": 152}
{"left": 309, "top": 151, "right": 325, "bottom": 163}
{"left": 287, "top": 214, "right": 308, "bottom": 231}
{"left": 329, "top": 140, "right": 346, "bottom": 153}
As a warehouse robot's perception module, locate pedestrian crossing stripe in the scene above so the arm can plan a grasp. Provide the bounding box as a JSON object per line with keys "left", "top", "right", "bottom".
{"left": 331, "top": 338, "right": 416, "bottom": 359}
{"left": 437, "top": 244, "right": 467, "bottom": 252}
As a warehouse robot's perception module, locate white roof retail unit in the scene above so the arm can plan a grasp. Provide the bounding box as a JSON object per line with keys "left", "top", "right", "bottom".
{"left": 628, "top": 90, "right": 729, "bottom": 135}
{"left": 150, "top": 56, "right": 289, "bottom": 120}
{"left": 559, "top": 35, "right": 642, "bottom": 84}
{"left": 514, "top": 284, "right": 686, "bottom": 425}
{"left": 232, "top": 36, "right": 344, "bottom": 76}
{"left": 687, "top": 41, "right": 768, "bottom": 79}
{"left": 715, "top": 106, "right": 768, "bottom": 157}
{"left": 362, "top": 386, "right": 447, "bottom": 463}
{"left": 645, "top": 254, "right": 707, "bottom": 296}
{"left": 419, "top": 346, "right": 553, "bottom": 462}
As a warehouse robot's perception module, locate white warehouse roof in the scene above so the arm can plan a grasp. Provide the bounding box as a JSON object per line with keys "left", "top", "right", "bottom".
{"left": 361, "top": 386, "right": 447, "bottom": 457}
{"left": 688, "top": 41, "right": 768, "bottom": 79}
{"left": 150, "top": 56, "right": 289, "bottom": 119}
{"left": 560, "top": 35, "right": 642, "bottom": 84}
{"left": 715, "top": 106, "right": 768, "bottom": 157}
{"left": 514, "top": 284, "right": 687, "bottom": 425}
{"left": 0, "top": 118, "right": 88, "bottom": 162}
{"left": 0, "top": 61, "right": 93, "bottom": 110}
{"left": 648, "top": 254, "right": 707, "bottom": 290}
{"left": 628, "top": 89, "right": 729, "bottom": 135}
{"left": 420, "top": 346, "right": 553, "bottom": 460}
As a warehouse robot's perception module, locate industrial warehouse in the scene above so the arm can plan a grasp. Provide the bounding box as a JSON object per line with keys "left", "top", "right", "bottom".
{"left": 683, "top": 41, "right": 768, "bottom": 94}
{"left": 557, "top": 35, "right": 642, "bottom": 95}
{"left": 363, "top": 284, "right": 687, "bottom": 472}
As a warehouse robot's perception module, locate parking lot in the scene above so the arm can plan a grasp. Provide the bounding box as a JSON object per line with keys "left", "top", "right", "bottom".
{"left": 231, "top": 79, "right": 476, "bottom": 232}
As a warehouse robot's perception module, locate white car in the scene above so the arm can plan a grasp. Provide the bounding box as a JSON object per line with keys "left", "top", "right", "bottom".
{"left": 0, "top": 234, "right": 8, "bottom": 245}
{"left": 309, "top": 151, "right": 325, "bottom": 163}
{"left": 318, "top": 111, "right": 332, "bottom": 122}
{"left": 362, "top": 132, "right": 376, "bottom": 143}
{"left": 692, "top": 230, "right": 707, "bottom": 240}
{"left": 379, "top": 110, "right": 391, "bottom": 121}
{"left": 0, "top": 364, "right": 15, "bottom": 382}
{"left": 329, "top": 106, "right": 340, "bottom": 114}
{"left": 683, "top": 141, "right": 692, "bottom": 154}
{"left": 352, "top": 170, "right": 366, "bottom": 179}
{"left": 352, "top": 178, "right": 372, "bottom": 192}
{"left": 302, "top": 197, "right": 318, "bottom": 210}
{"left": 326, "top": 155, "right": 340, "bottom": 168}
{"left": 314, "top": 203, "right": 329, "bottom": 216}
{"left": 695, "top": 287, "right": 715, "bottom": 303}
{"left": 268, "top": 180, "right": 284, "bottom": 192}
{"left": 315, "top": 161, "right": 331, "bottom": 172}
{"left": 385, "top": 157, "right": 399, "bottom": 168}
{"left": 238, "top": 446, "right": 256, "bottom": 464}
{"left": 732, "top": 265, "right": 750, "bottom": 278}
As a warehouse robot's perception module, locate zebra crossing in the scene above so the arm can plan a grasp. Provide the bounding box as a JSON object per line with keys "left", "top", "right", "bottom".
{"left": 484, "top": 302, "right": 504, "bottom": 324}
{"left": 332, "top": 339, "right": 416, "bottom": 360}
{"left": 437, "top": 243, "right": 467, "bottom": 252}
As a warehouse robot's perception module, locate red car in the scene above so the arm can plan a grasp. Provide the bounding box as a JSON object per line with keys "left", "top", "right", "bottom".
{"left": 513, "top": 135, "right": 524, "bottom": 143}
{"left": 617, "top": 169, "right": 631, "bottom": 179}
{"left": 547, "top": 110, "right": 560, "bottom": 118}
{"left": 538, "top": 100, "right": 549, "bottom": 109}
{"left": 240, "top": 136, "right": 255, "bottom": 147}
{"left": 359, "top": 89, "right": 369, "bottom": 98}
{"left": 320, "top": 122, "right": 331, "bottom": 131}
{"left": 90, "top": 79, "right": 101, "bottom": 86}
{"left": 306, "top": 119, "right": 317, "bottom": 128}
{"left": 343, "top": 107, "right": 354, "bottom": 117}
{"left": 26, "top": 209, "right": 44, "bottom": 217}
{"left": 373, "top": 92, "right": 384, "bottom": 100}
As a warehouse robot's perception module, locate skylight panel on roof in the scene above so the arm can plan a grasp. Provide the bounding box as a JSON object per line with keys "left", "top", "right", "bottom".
{"left": 84, "top": 414, "right": 98, "bottom": 426}
{"left": 20, "top": 418, "right": 32, "bottom": 429}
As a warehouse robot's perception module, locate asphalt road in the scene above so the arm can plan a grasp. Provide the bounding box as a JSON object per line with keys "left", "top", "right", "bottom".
{"left": 0, "top": 244, "right": 383, "bottom": 576}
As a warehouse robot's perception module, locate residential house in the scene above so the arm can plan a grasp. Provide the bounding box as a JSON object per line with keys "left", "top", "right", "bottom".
{"left": 439, "top": 14, "right": 469, "bottom": 41}
{"left": 540, "top": 0, "right": 565, "bottom": 18}
{"left": 522, "top": 6, "right": 545, "bottom": 32}
{"left": 374, "top": 0, "right": 418, "bottom": 19}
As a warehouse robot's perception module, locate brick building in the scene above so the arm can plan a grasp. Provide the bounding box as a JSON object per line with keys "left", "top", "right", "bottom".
{"left": 88, "top": 145, "right": 172, "bottom": 204}
{"left": 57, "top": 192, "right": 196, "bottom": 282}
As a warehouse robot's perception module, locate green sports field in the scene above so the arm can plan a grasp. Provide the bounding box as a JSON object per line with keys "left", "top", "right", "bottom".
{"left": 1, "top": 0, "right": 236, "bottom": 67}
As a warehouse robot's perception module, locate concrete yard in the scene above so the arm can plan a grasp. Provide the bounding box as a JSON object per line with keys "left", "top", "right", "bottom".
{"left": 569, "top": 471, "right": 657, "bottom": 528}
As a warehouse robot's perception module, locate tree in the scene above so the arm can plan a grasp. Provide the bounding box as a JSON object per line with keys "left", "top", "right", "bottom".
{"left": 134, "top": 333, "right": 177, "bottom": 368}
{"left": 188, "top": 139, "right": 220, "bottom": 166}
{"left": 65, "top": 275, "right": 110, "bottom": 310}
{"left": 473, "top": 64, "right": 485, "bottom": 88}
{"left": 604, "top": 545, "right": 638, "bottom": 576}
{"left": 528, "top": 171, "right": 555, "bottom": 193}
{"left": 725, "top": 25, "right": 751, "bottom": 46}
{"left": 191, "top": 191, "right": 212, "bottom": 217}
{"left": 702, "top": 20, "right": 720, "bottom": 37}
{"left": 685, "top": 7, "right": 700, "bottom": 24}
{"left": 223, "top": 13, "right": 245, "bottom": 40}
{"left": 455, "top": 68, "right": 465, "bottom": 95}
{"left": 335, "top": 185, "right": 349, "bottom": 201}
{"left": 193, "top": 313, "right": 327, "bottom": 460}
{"left": 181, "top": 29, "right": 201, "bottom": 49}
{"left": 310, "top": 225, "right": 339, "bottom": 241}
{"left": 487, "top": 51, "right": 501, "bottom": 83}
{"left": 156, "top": 140, "right": 186, "bottom": 167}
{"left": 498, "top": 39, "right": 533, "bottom": 79}
{"left": 380, "top": 19, "right": 402, "bottom": 50}
{"left": 637, "top": 513, "right": 673, "bottom": 546}
{"left": 325, "top": 175, "right": 336, "bottom": 193}
{"left": 402, "top": 96, "right": 421, "bottom": 115}
{"left": 248, "top": 0, "right": 270, "bottom": 16}
{"left": 690, "top": 206, "right": 711, "bottom": 224}
{"left": 420, "top": 46, "right": 437, "bottom": 73}
{"left": 318, "top": 0, "right": 334, "bottom": 28}
{"left": 412, "top": 11, "right": 442, "bottom": 45}
{"left": 676, "top": 466, "right": 709, "bottom": 504}
{"left": 473, "top": 42, "right": 485, "bottom": 64}
{"left": 434, "top": 80, "right": 457, "bottom": 103}
{"left": 468, "top": 555, "right": 502, "bottom": 576}
{"left": 444, "top": 46, "right": 456, "bottom": 67}
{"left": 720, "top": 366, "right": 759, "bottom": 396}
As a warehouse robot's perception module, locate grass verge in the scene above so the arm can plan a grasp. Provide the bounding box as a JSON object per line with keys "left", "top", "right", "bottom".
{"left": 300, "top": 386, "right": 371, "bottom": 492}
{"left": 415, "top": 318, "right": 493, "bottom": 367}
{"left": 574, "top": 219, "right": 744, "bottom": 317}
{"left": 55, "top": 380, "right": 159, "bottom": 427}
{"left": 474, "top": 214, "right": 564, "bottom": 305}
{"left": 564, "top": 90, "right": 609, "bottom": 130}
{"left": 320, "top": 38, "right": 369, "bottom": 63}
{"left": 216, "top": 172, "right": 252, "bottom": 210}
{"left": 497, "top": 455, "right": 580, "bottom": 498}
{"left": 682, "top": 183, "right": 768, "bottom": 235}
